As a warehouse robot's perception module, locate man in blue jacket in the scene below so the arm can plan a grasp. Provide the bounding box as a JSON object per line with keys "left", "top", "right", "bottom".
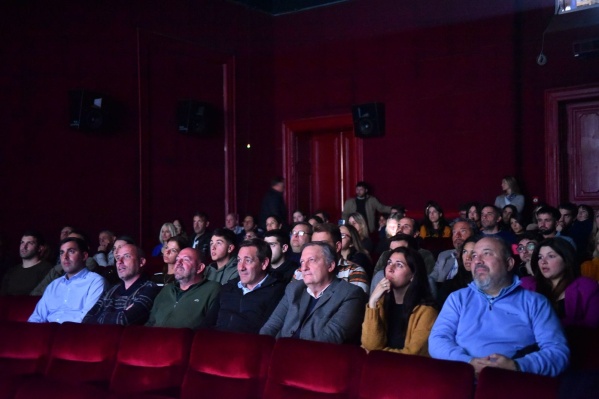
{"left": 429, "top": 236, "right": 569, "bottom": 377}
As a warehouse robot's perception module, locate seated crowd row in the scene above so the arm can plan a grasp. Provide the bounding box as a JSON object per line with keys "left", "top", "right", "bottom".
{"left": 1, "top": 205, "right": 598, "bottom": 381}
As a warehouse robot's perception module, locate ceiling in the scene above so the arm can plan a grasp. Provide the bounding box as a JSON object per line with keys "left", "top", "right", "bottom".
{"left": 227, "top": 0, "right": 349, "bottom": 15}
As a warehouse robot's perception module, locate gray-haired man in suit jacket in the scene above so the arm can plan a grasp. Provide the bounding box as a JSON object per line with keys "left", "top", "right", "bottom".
{"left": 260, "top": 241, "right": 365, "bottom": 344}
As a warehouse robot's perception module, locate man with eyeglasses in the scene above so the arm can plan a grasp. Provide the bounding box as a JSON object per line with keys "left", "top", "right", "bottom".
{"left": 146, "top": 247, "right": 220, "bottom": 329}
{"left": 202, "top": 238, "right": 286, "bottom": 333}
{"left": 28, "top": 237, "right": 106, "bottom": 323}
{"left": 287, "top": 222, "right": 313, "bottom": 264}
{"left": 514, "top": 232, "right": 542, "bottom": 278}
{"left": 83, "top": 244, "right": 160, "bottom": 325}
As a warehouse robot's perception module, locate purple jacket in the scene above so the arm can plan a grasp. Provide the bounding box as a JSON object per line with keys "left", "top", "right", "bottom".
{"left": 520, "top": 276, "right": 599, "bottom": 328}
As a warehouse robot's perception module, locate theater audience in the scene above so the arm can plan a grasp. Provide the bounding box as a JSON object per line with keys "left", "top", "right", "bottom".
{"left": 436, "top": 237, "right": 476, "bottom": 306}
{"left": 151, "top": 236, "right": 189, "bottom": 286}
{"left": 362, "top": 247, "right": 437, "bottom": 356}
{"left": 429, "top": 236, "right": 569, "bottom": 377}
{"left": 29, "top": 237, "right": 106, "bottom": 323}
{"left": 288, "top": 222, "right": 312, "bottom": 264}
{"left": 224, "top": 213, "right": 244, "bottom": 235}
{"left": 342, "top": 181, "right": 392, "bottom": 234}
{"left": 500, "top": 204, "right": 518, "bottom": 229}
{"left": 480, "top": 205, "right": 517, "bottom": 245}
{"left": 557, "top": 202, "right": 577, "bottom": 236}
{"left": 466, "top": 202, "right": 482, "bottom": 229}
{"left": 536, "top": 206, "right": 576, "bottom": 249}
{"left": 292, "top": 210, "right": 306, "bottom": 223}
{"left": 569, "top": 204, "right": 595, "bottom": 260}
{"left": 93, "top": 230, "right": 116, "bottom": 267}
{"left": 260, "top": 241, "right": 366, "bottom": 344}
{"left": 581, "top": 235, "right": 599, "bottom": 282}
{"left": 206, "top": 228, "right": 239, "bottom": 284}
{"left": 1, "top": 230, "right": 53, "bottom": 296}
{"left": 428, "top": 218, "right": 477, "bottom": 300}
{"left": 83, "top": 244, "right": 159, "bottom": 325}
{"left": 521, "top": 238, "right": 599, "bottom": 328}
{"left": 295, "top": 223, "right": 369, "bottom": 294}
{"left": 509, "top": 214, "right": 526, "bottom": 239}
{"left": 420, "top": 201, "right": 451, "bottom": 238}
{"left": 494, "top": 176, "right": 525, "bottom": 213}
{"left": 146, "top": 247, "right": 220, "bottom": 329}
{"left": 340, "top": 224, "right": 373, "bottom": 278}
{"left": 151, "top": 223, "right": 176, "bottom": 257}
{"left": 258, "top": 176, "right": 287, "bottom": 230}
{"left": 264, "top": 229, "right": 297, "bottom": 283}
{"left": 307, "top": 215, "right": 324, "bottom": 227}
{"left": 191, "top": 212, "right": 212, "bottom": 260}
{"left": 347, "top": 212, "right": 373, "bottom": 254}
{"left": 265, "top": 215, "right": 283, "bottom": 232}
{"left": 514, "top": 232, "right": 542, "bottom": 278}
{"left": 172, "top": 218, "right": 189, "bottom": 241}
{"left": 202, "top": 239, "right": 286, "bottom": 333}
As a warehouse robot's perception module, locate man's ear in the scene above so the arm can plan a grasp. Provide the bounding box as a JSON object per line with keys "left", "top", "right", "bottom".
{"left": 139, "top": 257, "right": 147, "bottom": 268}
{"left": 281, "top": 244, "right": 289, "bottom": 253}
{"left": 196, "top": 262, "right": 206, "bottom": 275}
{"left": 335, "top": 241, "right": 342, "bottom": 253}
{"left": 327, "top": 261, "right": 336, "bottom": 273}
{"left": 227, "top": 244, "right": 234, "bottom": 254}
{"left": 261, "top": 258, "right": 270, "bottom": 271}
{"left": 506, "top": 257, "right": 515, "bottom": 272}
{"left": 82, "top": 251, "right": 89, "bottom": 261}
{"left": 206, "top": 221, "right": 210, "bottom": 228}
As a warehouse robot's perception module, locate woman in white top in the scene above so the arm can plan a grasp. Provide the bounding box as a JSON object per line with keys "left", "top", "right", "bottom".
{"left": 494, "top": 176, "right": 525, "bottom": 213}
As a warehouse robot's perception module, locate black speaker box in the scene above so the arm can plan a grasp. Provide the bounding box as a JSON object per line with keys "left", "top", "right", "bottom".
{"left": 177, "top": 100, "right": 215, "bottom": 136}
{"left": 69, "top": 90, "right": 110, "bottom": 131}
{"left": 352, "top": 103, "right": 385, "bottom": 138}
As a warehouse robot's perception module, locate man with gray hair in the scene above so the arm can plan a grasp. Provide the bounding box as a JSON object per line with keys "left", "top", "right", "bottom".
{"left": 260, "top": 241, "right": 366, "bottom": 344}
{"left": 429, "top": 236, "right": 569, "bottom": 377}
{"left": 428, "top": 218, "right": 478, "bottom": 300}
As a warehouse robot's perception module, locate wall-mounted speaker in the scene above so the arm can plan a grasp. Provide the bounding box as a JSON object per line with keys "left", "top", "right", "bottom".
{"left": 177, "top": 100, "right": 215, "bottom": 136}
{"left": 352, "top": 103, "right": 385, "bottom": 138}
{"left": 69, "top": 90, "right": 110, "bottom": 131}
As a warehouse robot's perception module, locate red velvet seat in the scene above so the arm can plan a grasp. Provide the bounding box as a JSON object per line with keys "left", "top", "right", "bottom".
{"left": 359, "top": 350, "right": 475, "bottom": 399}
{"left": 181, "top": 329, "right": 275, "bottom": 399}
{"left": 474, "top": 367, "right": 559, "bottom": 399}
{"left": 0, "top": 321, "right": 55, "bottom": 399}
{"left": 109, "top": 325, "right": 193, "bottom": 397}
{"left": 263, "top": 338, "right": 366, "bottom": 399}
{"left": 0, "top": 296, "right": 41, "bottom": 322}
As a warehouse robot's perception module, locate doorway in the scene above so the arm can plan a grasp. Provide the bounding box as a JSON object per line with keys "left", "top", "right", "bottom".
{"left": 283, "top": 114, "right": 363, "bottom": 222}
{"left": 545, "top": 84, "right": 599, "bottom": 206}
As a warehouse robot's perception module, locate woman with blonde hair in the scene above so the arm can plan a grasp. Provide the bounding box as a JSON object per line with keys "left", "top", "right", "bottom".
{"left": 347, "top": 212, "right": 373, "bottom": 254}
{"left": 151, "top": 222, "right": 177, "bottom": 257}
{"left": 494, "top": 175, "right": 525, "bottom": 213}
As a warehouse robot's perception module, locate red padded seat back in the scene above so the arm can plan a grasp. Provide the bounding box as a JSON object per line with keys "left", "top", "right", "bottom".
{"left": 474, "top": 367, "right": 559, "bottom": 399}
{"left": 181, "top": 329, "right": 275, "bottom": 399}
{"left": 0, "top": 321, "right": 55, "bottom": 375}
{"left": 110, "top": 325, "right": 193, "bottom": 396}
{"left": 0, "top": 296, "right": 42, "bottom": 322}
{"left": 45, "top": 322, "right": 124, "bottom": 385}
{"left": 263, "top": 338, "right": 366, "bottom": 399}
{"left": 359, "top": 350, "right": 475, "bottom": 399}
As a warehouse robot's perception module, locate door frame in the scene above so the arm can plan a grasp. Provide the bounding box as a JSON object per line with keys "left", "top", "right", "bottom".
{"left": 282, "top": 114, "right": 363, "bottom": 221}
{"left": 544, "top": 83, "right": 599, "bottom": 206}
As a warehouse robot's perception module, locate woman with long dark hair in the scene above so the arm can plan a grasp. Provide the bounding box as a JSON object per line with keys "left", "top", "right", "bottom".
{"left": 362, "top": 247, "right": 438, "bottom": 355}
{"left": 521, "top": 238, "right": 599, "bottom": 328}
{"left": 419, "top": 201, "right": 450, "bottom": 238}
{"left": 151, "top": 236, "right": 189, "bottom": 286}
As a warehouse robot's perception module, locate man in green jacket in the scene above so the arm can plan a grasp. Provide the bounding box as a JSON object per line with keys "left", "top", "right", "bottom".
{"left": 146, "top": 247, "right": 220, "bottom": 329}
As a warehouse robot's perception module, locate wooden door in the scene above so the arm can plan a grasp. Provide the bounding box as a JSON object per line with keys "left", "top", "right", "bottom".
{"left": 284, "top": 115, "right": 362, "bottom": 222}
{"left": 567, "top": 101, "right": 599, "bottom": 204}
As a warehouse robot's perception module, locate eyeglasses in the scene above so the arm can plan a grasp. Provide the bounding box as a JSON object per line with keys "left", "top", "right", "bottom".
{"left": 517, "top": 242, "right": 536, "bottom": 253}
{"left": 162, "top": 247, "right": 179, "bottom": 255}
{"left": 290, "top": 230, "right": 310, "bottom": 237}
{"left": 340, "top": 233, "right": 349, "bottom": 239}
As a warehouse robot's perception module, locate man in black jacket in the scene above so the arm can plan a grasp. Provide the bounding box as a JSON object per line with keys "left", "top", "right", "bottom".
{"left": 201, "top": 238, "right": 286, "bottom": 334}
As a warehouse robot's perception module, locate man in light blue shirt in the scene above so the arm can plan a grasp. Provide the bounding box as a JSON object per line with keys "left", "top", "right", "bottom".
{"left": 429, "top": 236, "right": 569, "bottom": 377}
{"left": 29, "top": 237, "right": 106, "bottom": 323}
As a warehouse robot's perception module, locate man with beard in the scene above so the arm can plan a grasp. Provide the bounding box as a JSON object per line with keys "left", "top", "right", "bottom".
{"left": 146, "top": 247, "right": 220, "bottom": 329}
{"left": 428, "top": 219, "right": 478, "bottom": 300}
{"left": 429, "top": 236, "right": 569, "bottom": 377}
{"left": 83, "top": 244, "right": 160, "bottom": 325}
{"left": 479, "top": 205, "right": 517, "bottom": 245}
{"left": 536, "top": 206, "right": 576, "bottom": 249}
{"left": 1, "top": 231, "right": 53, "bottom": 295}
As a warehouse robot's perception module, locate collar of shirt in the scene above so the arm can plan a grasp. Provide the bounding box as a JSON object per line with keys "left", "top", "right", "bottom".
{"left": 237, "top": 275, "right": 268, "bottom": 295}
{"left": 307, "top": 282, "right": 332, "bottom": 299}
{"left": 60, "top": 267, "right": 89, "bottom": 282}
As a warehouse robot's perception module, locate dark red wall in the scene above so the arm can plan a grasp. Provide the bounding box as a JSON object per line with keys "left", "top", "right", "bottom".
{"left": 1, "top": 0, "right": 598, "bottom": 257}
